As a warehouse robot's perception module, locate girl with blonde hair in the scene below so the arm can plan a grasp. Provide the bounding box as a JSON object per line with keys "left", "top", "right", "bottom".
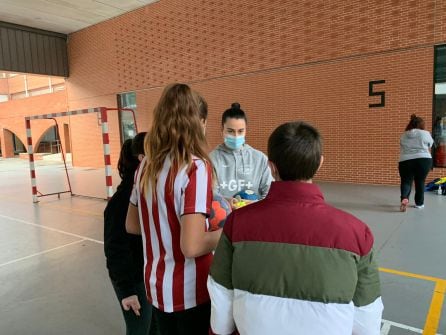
{"left": 126, "top": 83, "right": 221, "bottom": 334}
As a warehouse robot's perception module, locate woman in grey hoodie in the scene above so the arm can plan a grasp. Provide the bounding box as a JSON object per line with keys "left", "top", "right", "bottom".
{"left": 399, "top": 114, "right": 433, "bottom": 211}
{"left": 210, "top": 103, "right": 273, "bottom": 203}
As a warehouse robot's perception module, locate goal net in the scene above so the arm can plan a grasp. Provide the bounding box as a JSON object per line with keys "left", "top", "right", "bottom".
{"left": 24, "top": 107, "right": 137, "bottom": 203}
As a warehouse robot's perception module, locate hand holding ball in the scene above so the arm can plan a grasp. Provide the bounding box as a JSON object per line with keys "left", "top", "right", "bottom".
{"left": 208, "top": 194, "right": 232, "bottom": 231}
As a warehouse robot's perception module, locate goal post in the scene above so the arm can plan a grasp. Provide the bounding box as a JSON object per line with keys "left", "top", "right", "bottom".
{"left": 24, "top": 107, "right": 137, "bottom": 203}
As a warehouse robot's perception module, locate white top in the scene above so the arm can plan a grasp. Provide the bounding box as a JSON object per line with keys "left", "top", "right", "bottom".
{"left": 399, "top": 129, "right": 433, "bottom": 162}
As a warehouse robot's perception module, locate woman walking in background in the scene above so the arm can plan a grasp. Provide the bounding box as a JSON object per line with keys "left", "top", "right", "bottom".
{"left": 399, "top": 114, "right": 434, "bottom": 211}
{"left": 126, "top": 84, "right": 222, "bottom": 335}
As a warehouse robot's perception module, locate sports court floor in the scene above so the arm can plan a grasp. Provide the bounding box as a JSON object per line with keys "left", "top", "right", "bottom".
{"left": 0, "top": 157, "right": 445, "bottom": 334}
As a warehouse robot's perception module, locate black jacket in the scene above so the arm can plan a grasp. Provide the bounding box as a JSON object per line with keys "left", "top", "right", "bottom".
{"left": 104, "top": 176, "right": 144, "bottom": 298}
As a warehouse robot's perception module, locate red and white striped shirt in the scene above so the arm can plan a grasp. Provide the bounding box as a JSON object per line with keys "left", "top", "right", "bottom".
{"left": 130, "top": 156, "right": 213, "bottom": 312}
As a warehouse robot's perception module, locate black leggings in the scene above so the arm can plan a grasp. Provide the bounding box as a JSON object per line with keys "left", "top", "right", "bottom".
{"left": 152, "top": 302, "right": 211, "bottom": 335}
{"left": 398, "top": 158, "right": 432, "bottom": 206}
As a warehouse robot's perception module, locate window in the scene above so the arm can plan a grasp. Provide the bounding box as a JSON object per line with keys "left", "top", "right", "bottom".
{"left": 10, "top": 91, "right": 28, "bottom": 100}
{"left": 36, "top": 126, "right": 60, "bottom": 154}
{"left": 0, "top": 95, "right": 8, "bottom": 102}
{"left": 433, "top": 46, "right": 446, "bottom": 167}
{"left": 117, "top": 92, "right": 137, "bottom": 144}
{"left": 52, "top": 84, "right": 65, "bottom": 92}
{"left": 5, "top": 74, "right": 65, "bottom": 100}
{"left": 29, "top": 87, "right": 51, "bottom": 97}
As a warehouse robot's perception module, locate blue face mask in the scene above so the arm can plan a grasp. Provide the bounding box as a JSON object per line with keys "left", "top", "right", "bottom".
{"left": 224, "top": 135, "right": 245, "bottom": 150}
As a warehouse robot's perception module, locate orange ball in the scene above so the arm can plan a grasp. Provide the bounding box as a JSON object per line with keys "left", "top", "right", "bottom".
{"left": 209, "top": 194, "right": 232, "bottom": 231}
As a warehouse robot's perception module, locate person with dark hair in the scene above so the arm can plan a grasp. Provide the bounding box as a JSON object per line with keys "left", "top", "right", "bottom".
{"left": 399, "top": 114, "right": 434, "bottom": 211}
{"left": 210, "top": 102, "right": 272, "bottom": 204}
{"left": 131, "top": 132, "right": 147, "bottom": 161}
{"left": 208, "top": 121, "right": 383, "bottom": 335}
{"left": 104, "top": 137, "right": 157, "bottom": 335}
{"left": 197, "top": 94, "right": 208, "bottom": 121}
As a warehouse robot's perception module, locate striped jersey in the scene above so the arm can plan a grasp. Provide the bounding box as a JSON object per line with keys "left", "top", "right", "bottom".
{"left": 130, "top": 156, "right": 213, "bottom": 312}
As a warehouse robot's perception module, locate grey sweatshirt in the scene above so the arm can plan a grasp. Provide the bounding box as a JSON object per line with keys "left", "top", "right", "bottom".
{"left": 399, "top": 129, "right": 433, "bottom": 162}
{"left": 210, "top": 144, "right": 273, "bottom": 199}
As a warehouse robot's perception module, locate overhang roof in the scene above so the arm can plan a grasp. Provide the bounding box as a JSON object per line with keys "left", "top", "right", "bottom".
{"left": 0, "top": 0, "right": 158, "bottom": 34}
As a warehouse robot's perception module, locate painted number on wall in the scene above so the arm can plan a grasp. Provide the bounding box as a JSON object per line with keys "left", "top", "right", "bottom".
{"left": 369, "top": 80, "right": 386, "bottom": 108}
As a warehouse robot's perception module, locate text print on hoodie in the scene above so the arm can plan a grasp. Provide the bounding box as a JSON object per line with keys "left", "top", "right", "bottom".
{"left": 210, "top": 143, "right": 273, "bottom": 199}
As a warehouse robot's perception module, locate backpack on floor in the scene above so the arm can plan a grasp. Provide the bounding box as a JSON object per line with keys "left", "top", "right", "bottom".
{"left": 426, "top": 177, "right": 446, "bottom": 195}
{"left": 425, "top": 178, "right": 441, "bottom": 191}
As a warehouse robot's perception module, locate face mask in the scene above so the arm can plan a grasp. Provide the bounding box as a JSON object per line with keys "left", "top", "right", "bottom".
{"left": 224, "top": 135, "right": 245, "bottom": 150}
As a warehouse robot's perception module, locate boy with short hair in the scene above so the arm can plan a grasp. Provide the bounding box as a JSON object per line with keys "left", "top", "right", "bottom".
{"left": 208, "top": 121, "right": 383, "bottom": 335}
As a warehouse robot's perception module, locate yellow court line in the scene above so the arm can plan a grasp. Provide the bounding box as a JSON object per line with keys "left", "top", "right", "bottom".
{"left": 423, "top": 280, "right": 446, "bottom": 335}
{"left": 379, "top": 267, "right": 446, "bottom": 335}
{"left": 379, "top": 267, "right": 445, "bottom": 283}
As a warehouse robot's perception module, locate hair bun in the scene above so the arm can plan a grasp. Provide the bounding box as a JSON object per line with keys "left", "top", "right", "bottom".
{"left": 410, "top": 114, "right": 417, "bottom": 120}
{"left": 231, "top": 102, "right": 241, "bottom": 110}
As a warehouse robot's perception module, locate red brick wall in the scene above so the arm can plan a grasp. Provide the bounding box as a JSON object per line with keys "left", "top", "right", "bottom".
{"left": 67, "top": 0, "right": 444, "bottom": 93}
{"left": 0, "top": 91, "right": 68, "bottom": 156}
{"left": 64, "top": 95, "right": 120, "bottom": 168}
{"left": 66, "top": 0, "right": 446, "bottom": 183}
{"left": 7, "top": 76, "right": 26, "bottom": 94}
{"left": 26, "top": 75, "right": 50, "bottom": 91}
{"left": 3, "top": 0, "right": 446, "bottom": 184}
{"left": 134, "top": 47, "right": 445, "bottom": 184}
{"left": 0, "top": 79, "right": 8, "bottom": 94}
{"left": 0, "top": 128, "right": 15, "bottom": 157}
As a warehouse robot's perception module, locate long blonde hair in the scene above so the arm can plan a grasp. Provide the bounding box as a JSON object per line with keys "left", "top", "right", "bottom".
{"left": 141, "top": 83, "right": 211, "bottom": 195}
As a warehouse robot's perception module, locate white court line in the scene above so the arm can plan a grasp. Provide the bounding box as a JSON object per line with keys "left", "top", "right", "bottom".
{"left": 0, "top": 213, "right": 104, "bottom": 245}
{"left": 0, "top": 239, "right": 85, "bottom": 268}
{"left": 381, "top": 319, "right": 443, "bottom": 335}
{"left": 380, "top": 321, "right": 392, "bottom": 335}
{"left": 0, "top": 217, "right": 443, "bottom": 334}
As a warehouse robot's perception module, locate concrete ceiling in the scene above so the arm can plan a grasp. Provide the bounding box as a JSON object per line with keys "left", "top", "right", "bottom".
{"left": 0, "top": 0, "right": 159, "bottom": 34}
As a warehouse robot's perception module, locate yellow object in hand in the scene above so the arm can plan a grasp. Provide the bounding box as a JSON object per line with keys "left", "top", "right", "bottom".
{"left": 234, "top": 201, "right": 247, "bottom": 209}
{"left": 231, "top": 195, "right": 247, "bottom": 209}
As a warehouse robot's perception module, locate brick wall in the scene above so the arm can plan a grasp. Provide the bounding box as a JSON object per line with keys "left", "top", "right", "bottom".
{"left": 0, "top": 79, "right": 8, "bottom": 94}
{"left": 2, "top": 0, "right": 446, "bottom": 184}
{"left": 7, "top": 76, "right": 26, "bottom": 94}
{"left": 0, "top": 88, "right": 120, "bottom": 167}
{"left": 65, "top": 94, "right": 120, "bottom": 168}
{"left": 64, "top": 0, "right": 446, "bottom": 184}
{"left": 0, "top": 128, "right": 14, "bottom": 157}
{"left": 67, "top": 0, "right": 444, "bottom": 94}
{"left": 134, "top": 46, "right": 445, "bottom": 184}
{"left": 0, "top": 91, "right": 68, "bottom": 157}
{"left": 26, "top": 75, "right": 50, "bottom": 91}
{"left": 6, "top": 74, "right": 65, "bottom": 94}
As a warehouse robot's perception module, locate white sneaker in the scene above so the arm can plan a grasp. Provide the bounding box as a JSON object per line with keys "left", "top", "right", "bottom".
{"left": 414, "top": 204, "right": 425, "bottom": 209}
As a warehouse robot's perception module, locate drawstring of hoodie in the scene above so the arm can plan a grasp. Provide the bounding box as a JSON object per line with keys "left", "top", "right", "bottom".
{"left": 232, "top": 147, "right": 246, "bottom": 190}
{"left": 233, "top": 150, "right": 237, "bottom": 183}
{"left": 241, "top": 148, "right": 246, "bottom": 176}
{"left": 234, "top": 147, "right": 246, "bottom": 188}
